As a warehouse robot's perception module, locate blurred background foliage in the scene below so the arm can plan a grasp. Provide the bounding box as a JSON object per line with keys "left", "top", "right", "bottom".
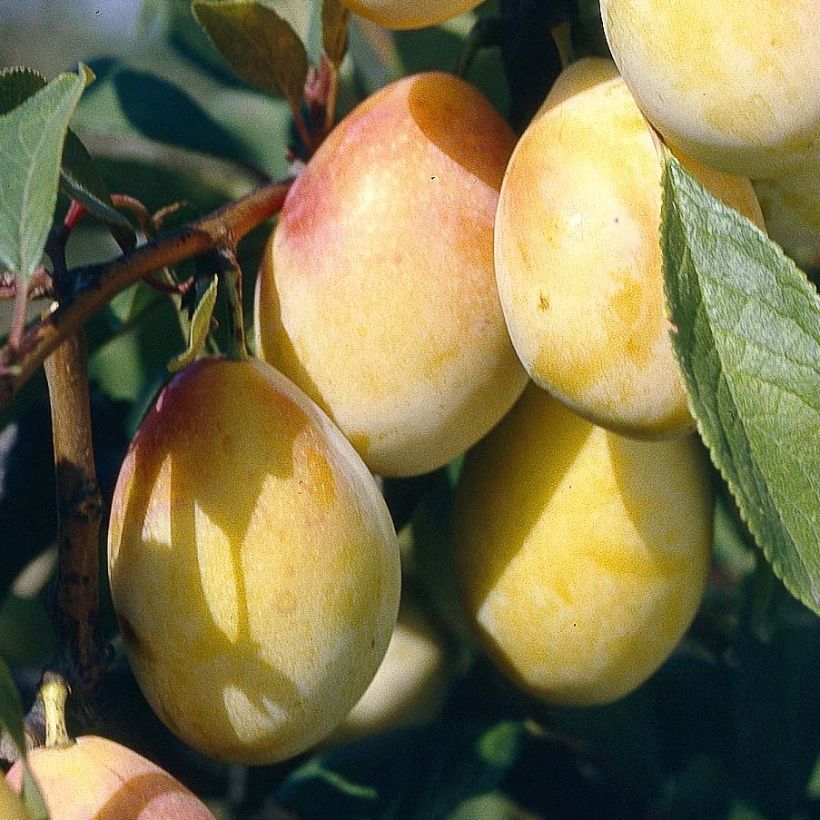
{"left": 0, "top": 2, "right": 818, "bottom": 818}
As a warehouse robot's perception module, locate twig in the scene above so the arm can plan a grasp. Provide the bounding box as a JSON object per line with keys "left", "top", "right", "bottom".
{"left": 0, "top": 176, "right": 294, "bottom": 409}
{"left": 8, "top": 276, "right": 28, "bottom": 352}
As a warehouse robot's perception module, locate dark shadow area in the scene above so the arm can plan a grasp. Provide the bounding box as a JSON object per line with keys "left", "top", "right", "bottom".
{"left": 0, "top": 391, "right": 129, "bottom": 594}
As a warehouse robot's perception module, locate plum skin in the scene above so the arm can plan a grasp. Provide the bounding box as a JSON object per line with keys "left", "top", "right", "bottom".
{"left": 753, "top": 155, "right": 820, "bottom": 272}
{"left": 6, "top": 735, "right": 214, "bottom": 819}
{"left": 328, "top": 595, "right": 454, "bottom": 743}
{"left": 107, "top": 357, "right": 401, "bottom": 765}
{"left": 255, "top": 71, "right": 528, "bottom": 478}
{"left": 341, "top": 0, "right": 483, "bottom": 30}
{"left": 494, "top": 58, "right": 764, "bottom": 439}
{"left": 600, "top": 0, "right": 820, "bottom": 178}
{"left": 454, "top": 386, "right": 713, "bottom": 706}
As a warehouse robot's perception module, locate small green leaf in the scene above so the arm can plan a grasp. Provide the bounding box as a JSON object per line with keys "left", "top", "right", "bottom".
{"left": 322, "top": 0, "right": 350, "bottom": 66}
{"left": 662, "top": 155, "right": 820, "bottom": 614}
{"left": 0, "top": 655, "right": 25, "bottom": 753}
{"left": 60, "top": 130, "right": 135, "bottom": 240}
{"left": 0, "top": 69, "right": 88, "bottom": 280}
{"left": 21, "top": 763, "right": 48, "bottom": 819}
{"left": 168, "top": 276, "right": 217, "bottom": 372}
{"left": 192, "top": 0, "right": 309, "bottom": 110}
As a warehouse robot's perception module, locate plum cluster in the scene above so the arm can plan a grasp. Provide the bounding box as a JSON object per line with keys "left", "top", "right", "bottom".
{"left": 28, "top": 1, "right": 810, "bottom": 801}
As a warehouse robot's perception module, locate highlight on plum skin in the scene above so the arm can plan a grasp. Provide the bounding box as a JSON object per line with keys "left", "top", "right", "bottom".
{"left": 600, "top": 0, "right": 820, "bottom": 178}
{"left": 340, "top": 0, "right": 484, "bottom": 30}
{"left": 6, "top": 735, "right": 216, "bottom": 819}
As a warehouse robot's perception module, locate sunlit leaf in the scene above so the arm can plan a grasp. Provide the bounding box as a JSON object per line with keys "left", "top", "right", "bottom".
{"left": 192, "top": 1, "right": 309, "bottom": 111}
{"left": 662, "top": 154, "right": 820, "bottom": 614}
{"left": 0, "top": 68, "right": 89, "bottom": 280}
{"left": 323, "top": 0, "right": 350, "bottom": 66}
{"left": 168, "top": 275, "right": 217, "bottom": 372}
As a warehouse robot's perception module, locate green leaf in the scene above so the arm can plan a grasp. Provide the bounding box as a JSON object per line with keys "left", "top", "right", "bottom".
{"left": 21, "top": 763, "right": 48, "bottom": 820}
{"left": 0, "top": 66, "right": 135, "bottom": 244}
{"left": 0, "top": 659, "right": 43, "bottom": 820}
{"left": 59, "top": 131, "right": 135, "bottom": 240}
{"left": 113, "top": 69, "right": 251, "bottom": 167}
{"left": 662, "top": 155, "right": 820, "bottom": 614}
{"left": 192, "top": 0, "right": 309, "bottom": 110}
{"left": 322, "top": 0, "right": 350, "bottom": 66}
{"left": 0, "top": 68, "right": 88, "bottom": 280}
{"left": 168, "top": 275, "right": 217, "bottom": 372}
{"left": 143, "top": 0, "right": 247, "bottom": 87}
{"left": 0, "top": 655, "right": 25, "bottom": 754}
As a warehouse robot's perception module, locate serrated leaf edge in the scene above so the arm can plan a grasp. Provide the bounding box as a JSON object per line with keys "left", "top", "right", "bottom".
{"left": 662, "top": 156, "right": 820, "bottom": 614}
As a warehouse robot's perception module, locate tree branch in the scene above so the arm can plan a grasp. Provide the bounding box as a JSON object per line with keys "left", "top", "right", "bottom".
{"left": 0, "top": 176, "right": 294, "bottom": 410}
{"left": 44, "top": 331, "right": 110, "bottom": 694}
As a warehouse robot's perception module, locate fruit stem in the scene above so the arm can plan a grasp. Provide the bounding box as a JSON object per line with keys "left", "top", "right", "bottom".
{"left": 218, "top": 244, "right": 248, "bottom": 360}
{"left": 498, "top": 0, "right": 571, "bottom": 131}
{"left": 40, "top": 672, "right": 70, "bottom": 749}
{"left": 0, "top": 176, "right": 295, "bottom": 409}
{"left": 550, "top": 21, "right": 574, "bottom": 70}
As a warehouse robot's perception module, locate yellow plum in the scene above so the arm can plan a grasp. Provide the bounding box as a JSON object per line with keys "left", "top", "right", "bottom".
{"left": 495, "top": 58, "right": 764, "bottom": 438}
{"left": 341, "top": 0, "right": 483, "bottom": 30}
{"left": 329, "top": 594, "right": 454, "bottom": 743}
{"left": 255, "top": 72, "right": 528, "bottom": 477}
{"left": 454, "top": 386, "right": 713, "bottom": 706}
{"left": 108, "top": 357, "right": 401, "bottom": 764}
{"left": 753, "top": 154, "right": 820, "bottom": 272}
{"left": 6, "top": 736, "right": 214, "bottom": 819}
{"left": 600, "top": 0, "right": 820, "bottom": 177}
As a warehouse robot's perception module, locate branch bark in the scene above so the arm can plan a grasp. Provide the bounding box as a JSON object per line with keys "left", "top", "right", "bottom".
{"left": 0, "top": 176, "right": 294, "bottom": 409}
{"left": 44, "top": 331, "right": 110, "bottom": 693}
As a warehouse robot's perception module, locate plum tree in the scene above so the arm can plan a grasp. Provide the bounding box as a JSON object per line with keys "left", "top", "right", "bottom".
{"left": 453, "top": 386, "right": 713, "bottom": 705}
{"left": 107, "top": 357, "right": 401, "bottom": 764}
{"left": 255, "top": 71, "right": 528, "bottom": 477}
{"left": 494, "top": 58, "right": 764, "bottom": 438}
{"left": 599, "top": 0, "right": 820, "bottom": 178}
{"left": 6, "top": 736, "right": 214, "bottom": 819}
{"left": 340, "top": 0, "right": 483, "bottom": 30}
